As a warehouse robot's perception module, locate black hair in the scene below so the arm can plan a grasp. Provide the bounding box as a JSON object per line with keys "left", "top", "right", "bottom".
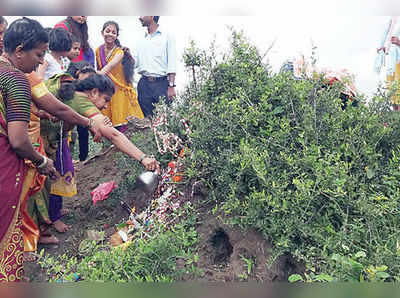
{"left": 0, "top": 16, "right": 7, "bottom": 25}
{"left": 102, "top": 20, "right": 134, "bottom": 84}
{"left": 66, "top": 61, "right": 95, "bottom": 79}
{"left": 154, "top": 16, "right": 160, "bottom": 23}
{"left": 3, "top": 17, "right": 48, "bottom": 53}
{"left": 57, "top": 73, "right": 115, "bottom": 102}
{"left": 70, "top": 34, "right": 81, "bottom": 44}
{"left": 49, "top": 27, "right": 72, "bottom": 52}
{"left": 44, "top": 27, "right": 52, "bottom": 36}
{"left": 76, "top": 74, "right": 115, "bottom": 95}
{"left": 66, "top": 16, "right": 90, "bottom": 53}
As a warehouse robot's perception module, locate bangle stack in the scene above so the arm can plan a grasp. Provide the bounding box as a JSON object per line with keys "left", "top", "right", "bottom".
{"left": 87, "top": 118, "right": 94, "bottom": 129}
{"left": 36, "top": 156, "right": 48, "bottom": 169}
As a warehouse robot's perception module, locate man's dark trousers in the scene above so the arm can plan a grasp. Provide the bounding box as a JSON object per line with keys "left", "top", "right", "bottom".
{"left": 137, "top": 76, "right": 169, "bottom": 117}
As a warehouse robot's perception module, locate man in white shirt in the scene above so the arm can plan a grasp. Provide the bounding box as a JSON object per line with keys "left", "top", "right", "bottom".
{"left": 135, "top": 16, "right": 177, "bottom": 117}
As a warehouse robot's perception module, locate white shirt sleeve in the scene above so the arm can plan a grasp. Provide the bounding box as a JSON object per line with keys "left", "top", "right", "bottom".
{"left": 167, "top": 32, "right": 177, "bottom": 74}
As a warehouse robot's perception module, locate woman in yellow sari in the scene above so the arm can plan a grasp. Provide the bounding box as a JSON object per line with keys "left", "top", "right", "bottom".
{"left": 96, "top": 21, "right": 143, "bottom": 132}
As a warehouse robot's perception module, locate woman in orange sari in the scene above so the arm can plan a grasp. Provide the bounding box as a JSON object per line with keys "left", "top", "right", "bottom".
{"left": 96, "top": 21, "right": 143, "bottom": 132}
{"left": 0, "top": 17, "right": 57, "bottom": 282}
{"left": 21, "top": 92, "right": 52, "bottom": 259}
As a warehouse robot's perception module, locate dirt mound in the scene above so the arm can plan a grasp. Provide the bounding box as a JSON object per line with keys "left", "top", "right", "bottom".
{"left": 194, "top": 216, "right": 302, "bottom": 282}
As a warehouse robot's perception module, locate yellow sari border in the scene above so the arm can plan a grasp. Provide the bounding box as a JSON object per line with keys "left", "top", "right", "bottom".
{"left": 31, "top": 82, "right": 49, "bottom": 99}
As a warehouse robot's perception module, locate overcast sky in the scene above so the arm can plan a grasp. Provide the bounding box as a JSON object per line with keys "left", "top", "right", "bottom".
{"left": 6, "top": 15, "right": 391, "bottom": 98}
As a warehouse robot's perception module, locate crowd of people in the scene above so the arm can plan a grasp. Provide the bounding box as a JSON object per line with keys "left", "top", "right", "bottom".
{"left": 0, "top": 16, "right": 175, "bottom": 282}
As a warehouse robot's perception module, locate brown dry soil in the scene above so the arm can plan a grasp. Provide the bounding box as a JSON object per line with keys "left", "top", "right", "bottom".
{"left": 24, "top": 127, "right": 301, "bottom": 282}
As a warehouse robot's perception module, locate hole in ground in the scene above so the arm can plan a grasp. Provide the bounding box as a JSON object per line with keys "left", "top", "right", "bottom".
{"left": 210, "top": 228, "right": 233, "bottom": 265}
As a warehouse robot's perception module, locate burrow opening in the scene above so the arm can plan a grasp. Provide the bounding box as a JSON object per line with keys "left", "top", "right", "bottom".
{"left": 209, "top": 228, "right": 233, "bottom": 265}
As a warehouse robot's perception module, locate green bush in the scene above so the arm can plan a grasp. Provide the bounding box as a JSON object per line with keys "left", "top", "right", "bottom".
{"left": 168, "top": 30, "right": 400, "bottom": 280}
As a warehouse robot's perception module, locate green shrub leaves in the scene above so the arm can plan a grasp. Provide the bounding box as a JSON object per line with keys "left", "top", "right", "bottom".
{"left": 177, "top": 30, "right": 400, "bottom": 280}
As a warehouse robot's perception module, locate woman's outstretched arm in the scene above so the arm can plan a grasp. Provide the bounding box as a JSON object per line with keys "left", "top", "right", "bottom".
{"left": 92, "top": 113, "right": 160, "bottom": 172}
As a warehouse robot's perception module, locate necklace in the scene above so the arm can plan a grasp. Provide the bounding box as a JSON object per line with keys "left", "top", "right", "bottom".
{"left": 105, "top": 45, "right": 116, "bottom": 61}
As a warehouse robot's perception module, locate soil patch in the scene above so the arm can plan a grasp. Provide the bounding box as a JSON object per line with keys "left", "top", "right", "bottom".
{"left": 193, "top": 215, "right": 302, "bottom": 282}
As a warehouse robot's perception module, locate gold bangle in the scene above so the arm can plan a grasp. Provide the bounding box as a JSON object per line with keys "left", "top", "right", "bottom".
{"left": 36, "top": 156, "right": 48, "bottom": 169}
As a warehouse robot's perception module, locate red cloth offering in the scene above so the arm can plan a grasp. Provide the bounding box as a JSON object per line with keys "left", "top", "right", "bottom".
{"left": 91, "top": 181, "right": 116, "bottom": 205}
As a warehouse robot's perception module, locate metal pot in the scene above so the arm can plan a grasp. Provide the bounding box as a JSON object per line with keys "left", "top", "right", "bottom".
{"left": 136, "top": 171, "right": 159, "bottom": 193}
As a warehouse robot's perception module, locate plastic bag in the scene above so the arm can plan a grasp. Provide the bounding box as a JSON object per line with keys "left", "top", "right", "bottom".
{"left": 91, "top": 181, "right": 116, "bottom": 205}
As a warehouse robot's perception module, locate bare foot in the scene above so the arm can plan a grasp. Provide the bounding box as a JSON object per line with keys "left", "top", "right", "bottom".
{"left": 53, "top": 220, "right": 71, "bottom": 233}
{"left": 60, "top": 208, "right": 70, "bottom": 216}
{"left": 23, "top": 252, "right": 39, "bottom": 262}
{"left": 40, "top": 230, "right": 51, "bottom": 237}
{"left": 40, "top": 224, "right": 52, "bottom": 236}
{"left": 39, "top": 235, "right": 59, "bottom": 245}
